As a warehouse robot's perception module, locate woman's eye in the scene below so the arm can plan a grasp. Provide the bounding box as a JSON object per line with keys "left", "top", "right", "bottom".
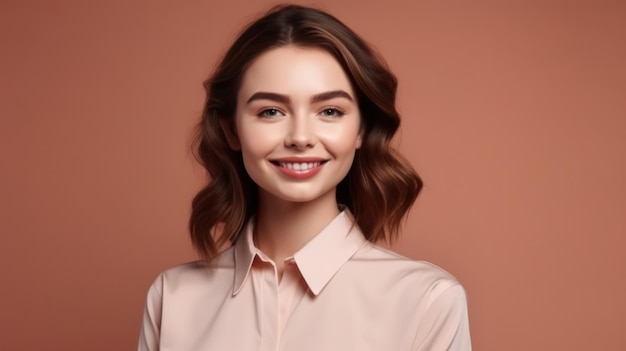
{"left": 320, "top": 108, "right": 344, "bottom": 118}
{"left": 258, "top": 108, "right": 283, "bottom": 118}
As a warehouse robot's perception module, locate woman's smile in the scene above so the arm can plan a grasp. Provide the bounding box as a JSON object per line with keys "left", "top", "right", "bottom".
{"left": 270, "top": 157, "right": 329, "bottom": 179}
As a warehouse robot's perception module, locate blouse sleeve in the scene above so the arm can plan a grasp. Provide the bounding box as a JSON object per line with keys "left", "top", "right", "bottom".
{"left": 412, "top": 283, "right": 472, "bottom": 351}
{"left": 137, "top": 275, "right": 163, "bottom": 351}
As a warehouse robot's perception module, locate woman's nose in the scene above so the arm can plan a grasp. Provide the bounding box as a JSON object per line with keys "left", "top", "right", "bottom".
{"left": 284, "top": 115, "right": 316, "bottom": 150}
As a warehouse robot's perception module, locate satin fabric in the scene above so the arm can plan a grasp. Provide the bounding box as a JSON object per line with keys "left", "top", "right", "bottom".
{"left": 138, "top": 211, "right": 471, "bottom": 350}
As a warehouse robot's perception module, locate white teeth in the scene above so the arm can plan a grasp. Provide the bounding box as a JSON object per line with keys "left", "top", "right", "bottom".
{"left": 278, "top": 162, "right": 321, "bottom": 171}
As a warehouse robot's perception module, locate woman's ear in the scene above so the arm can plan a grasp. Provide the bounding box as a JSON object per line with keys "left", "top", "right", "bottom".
{"left": 219, "top": 117, "right": 241, "bottom": 150}
{"left": 356, "top": 125, "right": 364, "bottom": 149}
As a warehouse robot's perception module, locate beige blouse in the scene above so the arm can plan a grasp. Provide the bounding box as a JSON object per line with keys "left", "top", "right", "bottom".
{"left": 138, "top": 211, "right": 471, "bottom": 350}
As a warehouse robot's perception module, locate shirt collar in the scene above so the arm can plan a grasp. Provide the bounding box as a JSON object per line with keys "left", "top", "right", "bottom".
{"left": 233, "top": 210, "right": 367, "bottom": 296}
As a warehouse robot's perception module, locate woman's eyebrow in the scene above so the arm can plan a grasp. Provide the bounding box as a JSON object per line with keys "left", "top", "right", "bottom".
{"left": 246, "top": 90, "right": 354, "bottom": 104}
{"left": 246, "top": 92, "right": 289, "bottom": 104}
{"left": 311, "top": 90, "right": 353, "bottom": 103}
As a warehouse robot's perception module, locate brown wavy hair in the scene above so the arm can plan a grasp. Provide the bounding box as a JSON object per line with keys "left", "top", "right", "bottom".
{"left": 190, "top": 4, "right": 422, "bottom": 261}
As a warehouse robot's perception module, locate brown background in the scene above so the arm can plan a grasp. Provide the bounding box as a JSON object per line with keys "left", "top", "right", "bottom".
{"left": 1, "top": 0, "right": 625, "bottom": 350}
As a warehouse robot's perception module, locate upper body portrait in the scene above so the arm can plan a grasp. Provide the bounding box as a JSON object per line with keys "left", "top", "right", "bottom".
{"left": 138, "top": 4, "right": 471, "bottom": 350}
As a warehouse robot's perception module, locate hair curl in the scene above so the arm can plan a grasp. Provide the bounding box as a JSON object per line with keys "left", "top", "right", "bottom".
{"left": 190, "top": 4, "right": 422, "bottom": 261}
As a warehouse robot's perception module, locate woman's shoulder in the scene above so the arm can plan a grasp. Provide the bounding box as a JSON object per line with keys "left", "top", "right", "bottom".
{"left": 146, "top": 246, "right": 236, "bottom": 295}
{"left": 349, "top": 243, "right": 463, "bottom": 297}
{"left": 348, "top": 247, "right": 471, "bottom": 350}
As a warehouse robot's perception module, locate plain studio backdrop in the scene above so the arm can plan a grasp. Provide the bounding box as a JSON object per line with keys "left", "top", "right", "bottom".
{"left": 1, "top": 0, "right": 624, "bottom": 350}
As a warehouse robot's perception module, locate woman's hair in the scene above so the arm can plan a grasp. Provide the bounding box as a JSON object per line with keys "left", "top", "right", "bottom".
{"left": 190, "top": 4, "right": 422, "bottom": 261}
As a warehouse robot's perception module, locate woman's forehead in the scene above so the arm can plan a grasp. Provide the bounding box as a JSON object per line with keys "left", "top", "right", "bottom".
{"left": 237, "top": 45, "right": 355, "bottom": 102}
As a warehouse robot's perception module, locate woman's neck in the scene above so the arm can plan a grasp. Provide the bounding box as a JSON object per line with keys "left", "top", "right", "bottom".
{"left": 254, "top": 190, "right": 340, "bottom": 273}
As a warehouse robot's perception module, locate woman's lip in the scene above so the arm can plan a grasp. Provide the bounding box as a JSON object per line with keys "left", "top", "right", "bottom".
{"left": 270, "top": 157, "right": 328, "bottom": 163}
{"left": 270, "top": 160, "right": 326, "bottom": 179}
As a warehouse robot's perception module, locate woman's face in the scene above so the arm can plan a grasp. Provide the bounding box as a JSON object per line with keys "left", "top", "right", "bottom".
{"left": 233, "top": 45, "right": 362, "bottom": 204}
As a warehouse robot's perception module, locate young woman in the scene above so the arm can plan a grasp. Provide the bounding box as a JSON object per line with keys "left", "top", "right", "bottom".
{"left": 139, "top": 5, "right": 471, "bottom": 350}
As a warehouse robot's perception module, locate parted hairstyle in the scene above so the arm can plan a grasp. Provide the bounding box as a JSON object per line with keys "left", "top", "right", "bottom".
{"left": 190, "top": 4, "right": 422, "bottom": 261}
